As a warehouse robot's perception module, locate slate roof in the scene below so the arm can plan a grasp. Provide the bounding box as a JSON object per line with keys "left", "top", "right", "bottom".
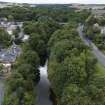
{"left": 0, "top": 43, "right": 21, "bottom": 63}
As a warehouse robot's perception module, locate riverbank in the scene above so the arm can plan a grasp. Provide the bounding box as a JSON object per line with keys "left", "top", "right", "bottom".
{"left": 50, "top": 88, "right": 58, "bottom": 105}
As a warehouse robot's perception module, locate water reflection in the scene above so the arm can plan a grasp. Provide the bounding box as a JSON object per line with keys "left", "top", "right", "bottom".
{"left": 37, "top": 61, "right": 52, "bottom": 105}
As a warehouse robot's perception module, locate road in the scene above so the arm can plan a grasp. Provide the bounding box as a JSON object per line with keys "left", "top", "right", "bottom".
{"left": 36, "top": 61, "right": 52, "bottom": 105}
{"left": 77, "top": 25, "right": 105, "bottom": 66}
{"left": 0, "top": 79, "right": 4, "bottom": 105}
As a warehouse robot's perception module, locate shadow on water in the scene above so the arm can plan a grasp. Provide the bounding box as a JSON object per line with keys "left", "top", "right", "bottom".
{"left": 36, "top": 61, "right": 57, "bottom": 105}
{"left": 50, "top": 88, "right": 58, "bottom": 105}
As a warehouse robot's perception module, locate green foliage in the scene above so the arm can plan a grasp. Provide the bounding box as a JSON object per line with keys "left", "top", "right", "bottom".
{"left": 86, "top": 15, "right": 97, "bottom": 25}
{"left": 18, "top": 50, "right": 40, "bottom": 68}
{"left": 8, "top": 15, "right": 14, "bottom": 21}
{"left": 23, "top": 16, "right": 60, "bottom": 65}
{"left": 60, "top": 84, "right": 94, "bottom": 105}
{"left": 3, "top": 48, "right": 40, "bottom": 105}
{"left": 1, "top": 5, "right": 103, "bottom": 105}
{"left": 0, "top": 6, "right": 33, "bottom": 21}
{"left": 48, "top": 23, "right": 105, "bottom": 105}
{"left": 69, "top": 9, "right": 91, "bottom": 23}
{"left": 84, "top": 16, "right": 105, "bottom": 51}
{"left": 0, "top": 28, "right": 11, "bottom": 47}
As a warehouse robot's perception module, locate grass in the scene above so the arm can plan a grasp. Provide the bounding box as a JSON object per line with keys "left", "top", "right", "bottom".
{"left": 95, "top": 62, "right": 105, "bottom": 77}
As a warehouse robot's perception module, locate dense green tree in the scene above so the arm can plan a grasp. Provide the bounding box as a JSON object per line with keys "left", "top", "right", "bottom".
{"left": 18, "top": 50, "right": 40, "bottom": 67}
{"left": 48, "top": 23, "right": 104, "bottom": 105}
{"left": 0, "top": 28, "right": 11, "bottom": 47}
{"left": 2, "top": 5, "right": 105, "bottom": 105}
{"left": 60, "top": 84, "right": 94, "bottom": 105}
{"left": 8, "top": 15, "right": 14, "bottom": 21}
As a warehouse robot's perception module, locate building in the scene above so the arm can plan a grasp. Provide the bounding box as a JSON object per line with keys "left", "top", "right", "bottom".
{"left": 0, "top": 43, "right": 21, "bottom": 73}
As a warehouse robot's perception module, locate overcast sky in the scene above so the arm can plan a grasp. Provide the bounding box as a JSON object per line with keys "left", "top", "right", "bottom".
{"left": 0, "top": 0, "right": 105, "bottom": 4}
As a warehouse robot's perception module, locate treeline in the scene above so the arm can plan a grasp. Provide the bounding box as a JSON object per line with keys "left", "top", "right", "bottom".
{"left": 0, "top": 28, "right": 11, "bottom": 48}
{"left": 3, "top": 8, "right": 61, "bottom": 105}
{"left": 1, "top": 5, "right": 93, "bottom": 105}
{"left": 3, "top": 48, "right": 40, "bottom": 105}
{"left": 84, "top": 15, "right": 105, "bottom": 51}
{"left": 0, "top": 6, "right": 72, "bottom": 22}
{"left": 0, "top": 6, "right": 90, "bottom": 23}
{"left": 23, "top": 16, "right": 61, "bottom": 65}
{"left": 48, "top": 23, "right": 105, "bottom": 105}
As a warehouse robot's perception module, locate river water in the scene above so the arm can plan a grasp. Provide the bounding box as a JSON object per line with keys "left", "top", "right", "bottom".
{"left": 36, "top": 61, "right": 52, "bottom": 105}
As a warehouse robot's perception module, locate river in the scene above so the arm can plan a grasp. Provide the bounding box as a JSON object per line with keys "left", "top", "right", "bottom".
{"left": 36, "top": 61, "right": 52, "bottom": 105}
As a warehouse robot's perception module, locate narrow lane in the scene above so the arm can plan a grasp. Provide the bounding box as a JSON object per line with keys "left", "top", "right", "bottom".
{"left": 0, "top": 79, "right": 4, "bottom": 105}
{"left": 36, "top": 61, "right": 52, "bottom": 105}
{"left": 77, "top": 25, "right": 105, "bottom": 66}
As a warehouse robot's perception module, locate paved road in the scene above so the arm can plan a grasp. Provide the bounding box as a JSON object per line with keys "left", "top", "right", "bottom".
{"left": 77, "top": 25, "right": 105, "bottom": 66}
{"left": 0, "top": 80, "right": 4, "bottom": 105}
{"left": 36, "top": 61, "right": 52, "bottom": 105}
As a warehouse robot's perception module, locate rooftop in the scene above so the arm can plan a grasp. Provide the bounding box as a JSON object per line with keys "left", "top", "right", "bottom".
{"left": 0, "top": 43, "right": 21, "bottom": 63}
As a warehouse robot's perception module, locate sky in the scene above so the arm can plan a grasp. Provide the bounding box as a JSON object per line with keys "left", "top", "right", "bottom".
{"left": 0, "top": 0, "right": 105, "bottom": 4}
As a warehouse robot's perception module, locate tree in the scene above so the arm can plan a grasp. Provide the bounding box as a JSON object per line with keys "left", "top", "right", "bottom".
{"left": 60, "top": 84, "right": 94, "bottom": 105}
{"left": 8, "top": 15, "right": 14, "bottom": 21}
{"left": 86, "top": 15, "right": 97, "bottom": 25}
{"left": 0, "top": 28, "right": 11, "bottom": 47}
{"left": 18, "top": 50, "right": 40, "bottom": 67}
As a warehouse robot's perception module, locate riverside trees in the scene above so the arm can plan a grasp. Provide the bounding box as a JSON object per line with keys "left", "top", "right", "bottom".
{"left": 2, "top": 4, "right": 105, "bottom": 105}
{"left": 0, "top": 28, "right": 11, "bottom": 47}
{"left": 3, "top": 48, "right": 40, "bottom": 105}
{"left": 23, "top": 16, "right": 61, "bottom": 65}
{"left": 3, "top": 5, "right": 61, "bottom": 105}
{"left": 48, "top": 23, "right": 105, "bottom": 105}
{"left": 84, "top": 14, "right": 105, "bottom": 51}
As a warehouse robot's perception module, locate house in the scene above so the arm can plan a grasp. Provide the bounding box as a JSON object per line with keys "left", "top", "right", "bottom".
{"left": 0, "top": 43, "right": 21, "bottom": 74}
{"left": 2, "top": 63, "right": 11, "bottom": 73}
{"left": 101, "top": 27, "right": 105, "bottom": 35}
{"left": 0, "top": 43, "right": 21, "bottom": 63}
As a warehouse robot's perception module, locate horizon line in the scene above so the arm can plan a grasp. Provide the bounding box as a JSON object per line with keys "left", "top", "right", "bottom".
{"left": 0, "top": 1, "right": 105, "bottom": 5}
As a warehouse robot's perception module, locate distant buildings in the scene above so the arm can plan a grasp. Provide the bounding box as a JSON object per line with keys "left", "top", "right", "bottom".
{"left": 0, "top": 18, "right": 23, "bottom": 35}
{"left": 70, "top": 4, "right": 105, "bottom": 17}
{"left": 70, "top": 4, "right": 105, "bottom": 10}
{"left": 92, "top": 9, "right": 105, "bottom": 17}
{"left": 0, "top": 2, "right": 24, "bottom": 8}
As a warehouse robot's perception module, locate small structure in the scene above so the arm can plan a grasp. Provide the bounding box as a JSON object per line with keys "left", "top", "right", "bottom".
{"left": 0, "top": 43, "right": 21, "bottom": 63}
{"left": 22, "top": 35, "right": 29, "bottom": 42}
{"left": 93, "top": 23, "right": 100, "bottom": 28}
{"left": 0, "top": 20, "right": 23, "bottom": 35}
{"left": 101, "top": 27, "right": 105, "bottom": 35}
{"left": 0, "top": 43, "right": 21, "bottom": 73}
{"left": 2, "top": 63, "right": 11, "bottom": 73}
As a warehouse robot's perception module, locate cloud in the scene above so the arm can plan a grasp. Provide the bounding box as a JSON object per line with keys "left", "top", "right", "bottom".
{"left": 0, "top": 0, "right": 105, "bottom": 4}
